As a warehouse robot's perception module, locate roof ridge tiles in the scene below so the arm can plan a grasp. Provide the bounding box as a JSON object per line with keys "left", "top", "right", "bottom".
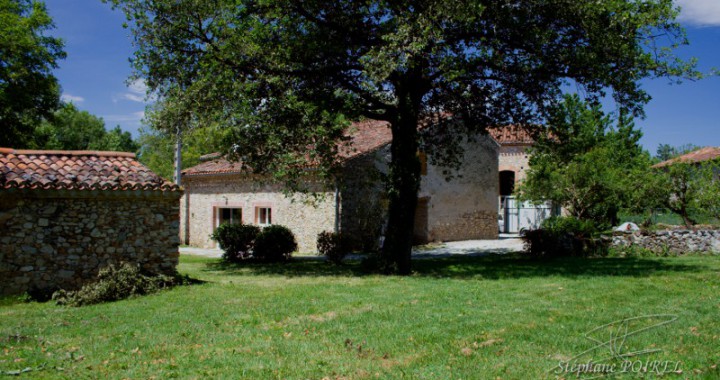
{"left": 0, "top": 147, "right": 136, "bottom": 158}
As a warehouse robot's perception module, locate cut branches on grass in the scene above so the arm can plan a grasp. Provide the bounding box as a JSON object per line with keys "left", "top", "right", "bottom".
{"left": 50, "top": 263, "right": 197, "bottom": 307}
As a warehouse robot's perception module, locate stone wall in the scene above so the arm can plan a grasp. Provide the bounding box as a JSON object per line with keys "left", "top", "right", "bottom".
{"left": 339, "top": 133, "right": 500, "bottom": 245}
{"left": 180, "top": 175, "right": 336, "bottom": 253}
{"left": 498, "top": 145, "right": 531, "bottom": 182}
{"left": 610, "top": 230, "right": 720, "bottom": 254}
{"left": 420, "top": 135, "right": 500, "bottom": 241}
{"left": 0, "top": 190, "right": 181, "bottom": 296}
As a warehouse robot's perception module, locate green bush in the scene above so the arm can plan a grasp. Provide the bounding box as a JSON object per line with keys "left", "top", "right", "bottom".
{"left": 522, "top": 216, "right": 608, "bottom": 258}
{"left": 211, "top": 223, "right": 261, "bottom": 262}
{"left": 317, "top": 231, "right": 351, "bottom": 264}
{"left": 52, "top": 263, "right": 182, "bottom": 307}
{"left": 253, "top": 225, "right": 298, "bottom": 262}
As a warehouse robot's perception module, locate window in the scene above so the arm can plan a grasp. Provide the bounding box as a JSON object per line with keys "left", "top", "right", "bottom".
{"left": 218, "top": 207, "right": 242, "bottom": 225}
{"left": 256, "top": 207, "right": 272, "bottom": 226}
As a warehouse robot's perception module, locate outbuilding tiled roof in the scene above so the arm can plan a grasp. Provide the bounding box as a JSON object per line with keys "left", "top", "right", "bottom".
{"left": 184, "top": 120, "right": 395, "bottom": 177}
{"left": 182, "top": 155, "right": 246, "bottom": 176}
{"left": 653, "top": 147, "right": 720, "bottom": 168}
{"left": 183, "top": 120, "right": 537, "bottom": 177}
{"left": 0, "top": 148, "right": 180, "bottom": 192}
{"left": 487, "top": 125, "right": 537, "bottom": 145}
{"left": 339, "top": 119, "right": 392, "bottom": 159}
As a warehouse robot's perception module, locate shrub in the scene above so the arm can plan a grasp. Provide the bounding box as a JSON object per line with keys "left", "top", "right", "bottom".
{"left": 211, "top": 223, "right": 261, "bottom": 262}
{"left": 522, "top": 216, "right": 608, "bottom": 258}
{"left": 253, "top": 225, "right": 298, "bottom": 262}
{"left": 52, "top": 263, "right": 182, "bottom": 307}
{"left": 317, "top": 231, "right": 351, "bottom": 264}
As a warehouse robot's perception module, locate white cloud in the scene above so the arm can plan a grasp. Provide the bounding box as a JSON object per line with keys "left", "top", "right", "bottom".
{"left": 61, "top": 93, "right": 84, "bottom": 103}
{"left": 675, "top": 0, "right": 720, "bottom": 26}
{"left": 119, "top": 79, "right": 155, "bottom": 103}
{"left": 104, "top": 111, "right": 145, "bottom": 123}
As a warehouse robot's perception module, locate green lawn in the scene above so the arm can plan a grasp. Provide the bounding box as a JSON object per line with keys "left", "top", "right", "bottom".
{"left": 1, "top": 254, "right": 719, "bottom": 379}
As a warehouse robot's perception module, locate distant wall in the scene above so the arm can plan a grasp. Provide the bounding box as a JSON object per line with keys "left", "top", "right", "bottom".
{"left": 180, "top": 175, "right": 336, "bottom": 253}
{"left": 610, "top": 230, "right": 720, "bottom": 254}
{"left": 0, "top": 190, "right": 181, "bottom": 296}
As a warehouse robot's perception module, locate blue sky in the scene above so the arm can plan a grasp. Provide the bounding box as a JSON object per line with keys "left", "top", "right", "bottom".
{"left": 46, "top": 0, "right": 719, "bottom": 154}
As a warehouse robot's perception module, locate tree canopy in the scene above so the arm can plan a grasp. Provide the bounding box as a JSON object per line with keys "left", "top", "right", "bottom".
{"left": 136, "top": 124, "right": 230, "bottom": 180}
{"left": 518, "top": 94, "right": 651, "bottom": 228}
{"left": 0, "top": 0, "right": 65, "bottom": 147}
{"left": 655, "top": 143, "right": 700, "bottom": 162}
{"left": 109, "top": 0, "right": 700, "bottom": 273}
{"left": 32, "top": 103, "right": 139, "bottom": 152}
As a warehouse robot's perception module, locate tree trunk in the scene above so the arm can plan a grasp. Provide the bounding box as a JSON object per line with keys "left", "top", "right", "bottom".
{"left": 381, "top": 116, "right": 420, "bottom": 274}
{"left": 380, "top": 77, "right": 423, "bottom": 275}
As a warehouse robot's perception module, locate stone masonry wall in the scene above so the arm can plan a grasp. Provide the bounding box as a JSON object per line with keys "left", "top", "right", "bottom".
{"left": 610, "top": 230, "right": 720, "bottom": 254}
{"left": 421, "top": 136, "right": 500, "bottom": 241}
{"left": 181, "top": 175, "right": 336, "bottom": 253}
{"left": 0, "top": 192, "right": 181, "bottom": 296}
{"left": 498, "top": 145, "right": 531, "bottom": 182}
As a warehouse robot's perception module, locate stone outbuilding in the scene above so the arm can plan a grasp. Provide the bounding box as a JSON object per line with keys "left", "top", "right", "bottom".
{"left": 0, "top": 148, "right": 182, "bottom": 296}
{"left": 487, "top": 125, "right": 536, "bottom": 200}
{"left": 180, "top": 120, "right": 500, "bottom": 253}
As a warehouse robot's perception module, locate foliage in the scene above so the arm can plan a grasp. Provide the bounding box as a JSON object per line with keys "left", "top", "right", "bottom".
{"left": 136, "top": 124, "right": 231, "bottom": 179}
{"left": 211, "top": 223, "right": 261, "bottom": 263}
{"left": 694, "top": 162, "right": 720, "bottom": 221}
{"left": 92, "top": 125, "right": 139, "bottom": 152}
{"left": 253, "top": 225, "right": 298, "bottom": 262}
{"left": 31, "top": 103, "right": 139, "bottom": 152}
{"left": 518, "top": 94, "right": 650, "bottom": 227}
{"left": 655, "top": 143, "right": 700, "bottom": 162}
{"left": 51, "top": 263, "right": 181, "bottom": 307}
{"left": 522, "top": 216, "right": 608, "bottom": 258}
{"left": 317, "top": 231, "right": 351, "bottom": 265}
{"left": 109, "top": 0, "right": 700, "bottom": 274}
{"left": 0, "top": 0, "right": 65, "bottom": 148}
{"left": 641, "top": 160, "right": 720, "bottom": 227}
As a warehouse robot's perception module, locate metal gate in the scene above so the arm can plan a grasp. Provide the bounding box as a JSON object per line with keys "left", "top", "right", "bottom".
{"left": 500, "top": 196, "right": 555, "bottom": 233}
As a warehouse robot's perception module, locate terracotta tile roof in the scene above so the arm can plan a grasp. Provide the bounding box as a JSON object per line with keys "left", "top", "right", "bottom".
{"left": 338, "top": 119, "right": 392, "bottom": 159}
{"left": 0, "top": 148, "right": 180, "bottom": 192}
{"left": 184, "top": 120, "right": 394, "bottom": 177}
{"left": 182, "top": 156, "right": 246, "bottom": 176}
{"left": 183, "top": 120, "right": 537, "bottom": 177}
{"left": 653, "top": 147, "right": 720, "bottom": 168}
{"left": 487, "top": 125, "right": 537, "bottom": 145}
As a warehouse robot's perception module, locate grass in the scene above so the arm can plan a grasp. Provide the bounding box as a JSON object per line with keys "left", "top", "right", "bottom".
{"left": 1, "top": 254, "right": 719, "bottom": 379}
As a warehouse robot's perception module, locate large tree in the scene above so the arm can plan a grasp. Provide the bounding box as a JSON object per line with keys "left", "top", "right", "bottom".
{"left": 109, "top": 0, "right": 698, "bottom": 274}
{"left": 0, "top": 0, "right": 65, "bottom": 147}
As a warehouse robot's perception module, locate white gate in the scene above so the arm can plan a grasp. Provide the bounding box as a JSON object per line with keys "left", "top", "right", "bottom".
{"left": 501, "top": 196, "right": 555, "bottom": 233}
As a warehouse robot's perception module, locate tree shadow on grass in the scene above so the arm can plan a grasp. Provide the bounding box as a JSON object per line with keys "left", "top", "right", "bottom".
{"left": 202, "top": 254, "right": 709, "bottom": 280}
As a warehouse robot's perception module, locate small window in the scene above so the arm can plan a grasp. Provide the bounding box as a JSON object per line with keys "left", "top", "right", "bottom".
{"left": 218, "top": 207, "right": 242, "bottom": 225}
{"left": 256, "top": 207, "right": 272, "bottom": 226}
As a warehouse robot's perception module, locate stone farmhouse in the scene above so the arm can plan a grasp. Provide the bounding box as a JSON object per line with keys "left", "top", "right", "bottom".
{"left": 0, "top": 148, "right": 182, "bottom": 296}
{"left": 180, "top": 120, "right": 503, "bottom": 253}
